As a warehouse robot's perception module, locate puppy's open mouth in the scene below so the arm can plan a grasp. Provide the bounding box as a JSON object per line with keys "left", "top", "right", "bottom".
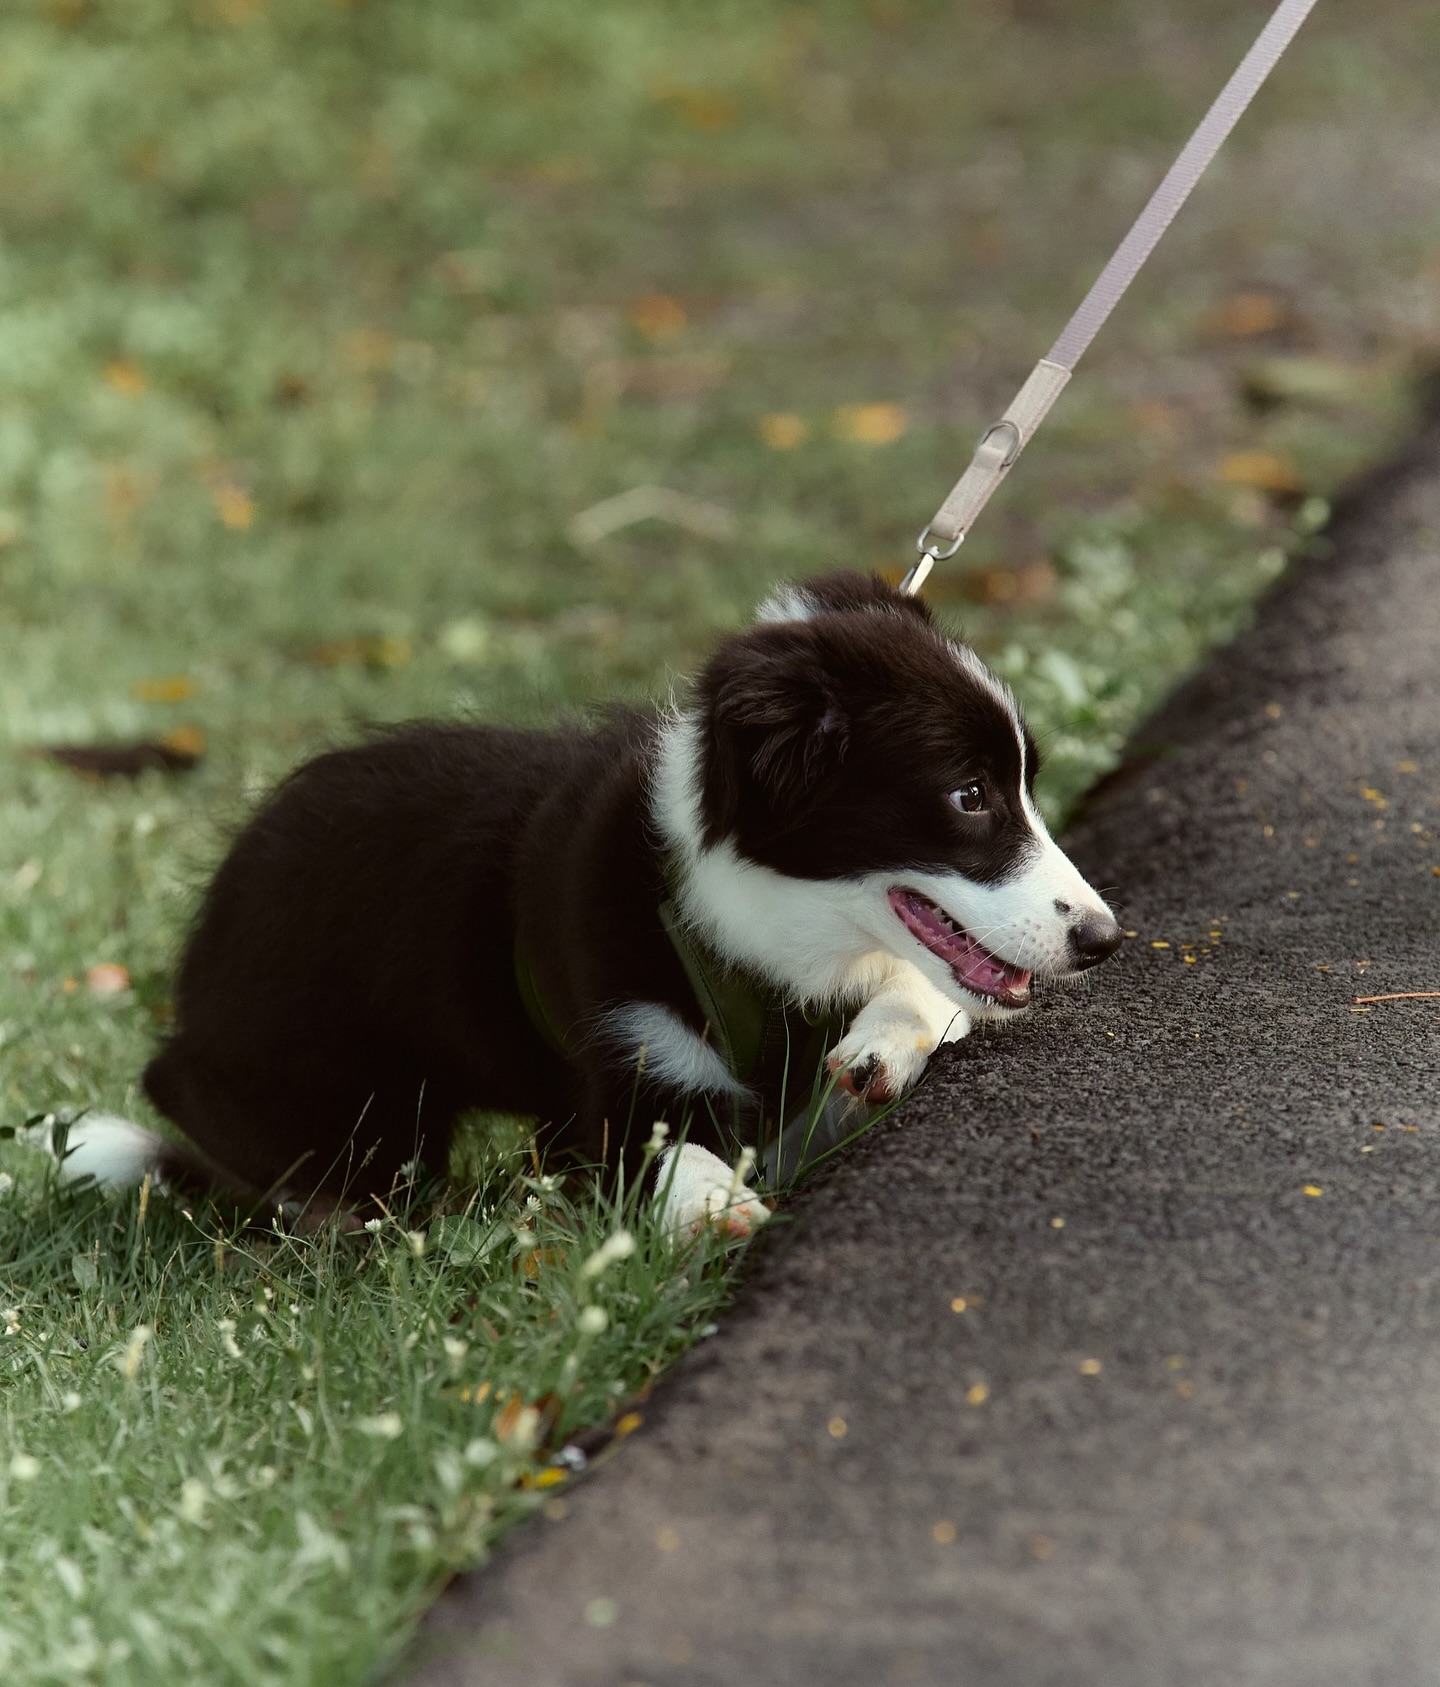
{"left": 888, "top": 888, "right": 1032, "bottom": 1009}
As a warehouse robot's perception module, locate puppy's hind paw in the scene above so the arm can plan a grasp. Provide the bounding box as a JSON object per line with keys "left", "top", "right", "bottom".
{"left": 655, "top": 1143, "right": 770, "bottom": 1243}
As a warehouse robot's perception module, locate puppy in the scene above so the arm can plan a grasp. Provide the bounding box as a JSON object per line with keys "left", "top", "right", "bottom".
{"left": 59, "top": 572, "right": 1120, "bottom": 1234}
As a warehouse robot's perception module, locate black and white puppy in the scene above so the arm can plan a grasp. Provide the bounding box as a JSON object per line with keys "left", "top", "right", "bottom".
{"left": 58, "top": 572, "right": 1120, "bottom": 1236}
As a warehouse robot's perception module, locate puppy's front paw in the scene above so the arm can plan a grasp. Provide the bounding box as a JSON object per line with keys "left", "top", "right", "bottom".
{"left": 655, "top": 1143, "right": 770, "bottom": 1242}
{"left": 826, "top": 1022, "right": 932, "bottom": 1104}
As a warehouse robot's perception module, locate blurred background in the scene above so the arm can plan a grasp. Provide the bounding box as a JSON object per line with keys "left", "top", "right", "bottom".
{"left": 2, "top": 8, "right": 1440, "bottom": 1679}
{"left": 1, "top": 0, "right": 1439, "bottom": 1110}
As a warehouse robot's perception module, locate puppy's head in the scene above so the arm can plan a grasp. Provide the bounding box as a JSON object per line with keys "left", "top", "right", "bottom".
{"left": 688, "top": 571, "right": 1121, "bottom": 1017}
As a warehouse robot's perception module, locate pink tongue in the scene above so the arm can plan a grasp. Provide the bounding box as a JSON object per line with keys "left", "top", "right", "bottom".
{"left": 889, "top": 890, "right": 1032, "bottom": 1003}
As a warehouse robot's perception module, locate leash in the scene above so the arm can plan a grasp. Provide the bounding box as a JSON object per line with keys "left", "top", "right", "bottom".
{"left": 901, "top": 0, "right": 1320, "bottom": 596}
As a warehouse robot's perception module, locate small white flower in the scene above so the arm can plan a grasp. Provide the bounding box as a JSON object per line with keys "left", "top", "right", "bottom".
{"left": 252, "top": 1465, "right": 278, "bottom": 1488}
{"left": 178, "top": 1479, "right": 208, "bottom": 1523}
{"left": 728, "top": 1145, "right": 758, "bottom": 1196}
{"left": 463, "top": 1437, "right": 498, "bottom": 1467}
{"left": 8, "top": 1452, "right": 40, "bottom": 1482}
{"left": 216, "top": 1319, "right": 242, "bottom": 1359}
{"left": 442, "top": 1335, "right": 468, "bottom": 1371}
{"left": 580, "top": 1230, "right": 636, "bottom": 1281}
{"left": 363, "top": 1218, "right": 384, "bottom": 1235}
{"left": 577, "top": 1305, "right": 608, "bottom": 1336}
{"left": 294, "top": 1511, "right": 350, "bottom": 1574}
{"left": 61, "top": 1391, "right": 82, "bottom": 1413}
{"left": 356, "top": 1411, "right": 404, "bottom": 1440}
{"left": 406, "top": 1230, "right": 427, "bottom": 1259}
{"left": 52, "top": 1555, "right": 84, "bottom": 1599}
{"left": 4, "top": 1308, "right": 19, "bottom": 1336}
{"left": 433, "top": 1449, "right": 464, "bottom": 1495}
{"left": 0, "top": 1172, "right": 14, "bottom": 1196}
{"left": 118, "top": 1324, "right": 151, "bottom": 1379}
{"left": 646, "top": 1120, "right": 670, "bottom": 1151}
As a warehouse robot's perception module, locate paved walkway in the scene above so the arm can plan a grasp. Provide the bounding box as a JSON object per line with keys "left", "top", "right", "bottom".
{"left": 408, "top": 427, "right": 1440, "bottom": 1687}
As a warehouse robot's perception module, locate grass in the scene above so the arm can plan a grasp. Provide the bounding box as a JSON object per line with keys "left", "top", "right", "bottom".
{"left": 2, "top": 0, "right": 1440, "bottom": 1681}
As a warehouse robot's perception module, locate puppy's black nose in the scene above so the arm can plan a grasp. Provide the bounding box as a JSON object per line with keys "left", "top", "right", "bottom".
{"left": 1068, "top": 911, "right": 1124, "bottom": 971}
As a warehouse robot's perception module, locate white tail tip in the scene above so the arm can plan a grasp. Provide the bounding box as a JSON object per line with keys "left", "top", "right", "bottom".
{"left": 31, "top": 1114, "right": 166, "bottom": 1189}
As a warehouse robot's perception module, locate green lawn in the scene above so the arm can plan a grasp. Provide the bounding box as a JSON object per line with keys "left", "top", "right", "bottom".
{"left": 2, "top": 1, "right": 1439, "bottom": 1682}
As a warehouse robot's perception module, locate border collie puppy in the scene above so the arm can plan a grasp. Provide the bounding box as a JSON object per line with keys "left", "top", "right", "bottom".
{"left": 59, "top": 572, "right": 1120, "bottom": 1236}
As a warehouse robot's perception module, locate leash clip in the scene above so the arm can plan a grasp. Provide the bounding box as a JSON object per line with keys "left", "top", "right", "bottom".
{"left": 900, "top": 527, "right": 958, "bottom": 596}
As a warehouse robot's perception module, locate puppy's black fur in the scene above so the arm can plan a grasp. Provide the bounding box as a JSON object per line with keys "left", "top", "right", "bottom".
{"left": 140, "top": 572, "right": 1048, "bottom": 1207}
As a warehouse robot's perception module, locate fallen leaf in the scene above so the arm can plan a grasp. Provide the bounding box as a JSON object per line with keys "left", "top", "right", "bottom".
{"left": 629, "top": 295, "right": 687, "bottom": 340}
{"left": 832, "top": 402, "right": 907, "bottom": 445}
{"left": 86, "top": 963, "right": 130, "bottom": 997}
{"left": 1203, "top": 291, "right": 1289, "bottom": 338}
{"left": 212, "top": 483, "right": 255, "bottom": 530}
{"left": 1217, "top": 451, "right": 1304, "bottom": 495}
{"left": 35, "top": 736, "right": 204, "bottom": 778}
{"left": 133, "top": 676, "right": 194, "bottom": 703}
{"left": 516, "top": 1246, "right": 568, "bottom": 1282}
{"left": 758, "top": 413, "right": 808, "bottom": 450}
{"left": 104, "top": 361, "right": 146, "bottom": 396}
{"left": 161, "top": 726, "right": 206, "bottom": 758}
{"left": 519, "top": 1466, "right": 567, "bottom": 1489}
{"left": 952, "top": 561, "right": 1057, "bottom": 608}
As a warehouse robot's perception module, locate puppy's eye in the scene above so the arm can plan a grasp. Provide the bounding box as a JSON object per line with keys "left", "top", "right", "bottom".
{"left": 949, "top": 782, "right": 986, "bottom": 814}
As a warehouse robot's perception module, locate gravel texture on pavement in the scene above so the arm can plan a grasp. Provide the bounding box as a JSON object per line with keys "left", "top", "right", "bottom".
{"left": 406, "top": 426, "right": 1440, "bottom": 1687}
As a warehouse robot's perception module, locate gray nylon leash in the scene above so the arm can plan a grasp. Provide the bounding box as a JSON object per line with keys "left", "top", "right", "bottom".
{"left": 902, "top": 0, "right": 1320, "bottom": 596}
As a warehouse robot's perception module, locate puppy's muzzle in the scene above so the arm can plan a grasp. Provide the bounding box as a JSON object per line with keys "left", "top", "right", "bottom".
{"left": 1065, "top": 910, "right": 1124, "bottom": 972}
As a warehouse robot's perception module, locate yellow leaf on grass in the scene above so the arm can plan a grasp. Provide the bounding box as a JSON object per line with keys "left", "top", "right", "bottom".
{"left": 629, "top": 295, "right": 687, "bottom": 341}
{"left": 758, "top": 413, "right": 808, "bottom": 450}
{"left": 833, "top": 402, "right": 907, "bottom": 446}
{"left": 160, "top": 726, "right": 206, "bottom": 759}
{"left": 212, "top": 484, "right": 255, "bottom": 530}
{"left": 1217, "top": 452, "right": 1303, "bottom": 495}
{"left": 134, "top": 676, "right": 194, "bottom": 703}
{"left": 104, "top": 361, "right": 146, "bottom": 396}
{"left": 1204, "top": 291, "right": 1288, "bottom": 338}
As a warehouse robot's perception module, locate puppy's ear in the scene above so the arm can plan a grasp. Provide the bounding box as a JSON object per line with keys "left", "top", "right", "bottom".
{"left": 698, "top": 631, "right": 849, "bottom": 842}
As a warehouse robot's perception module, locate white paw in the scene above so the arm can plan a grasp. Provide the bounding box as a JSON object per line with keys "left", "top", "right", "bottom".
{"left": 654, "top": 1144, "right": 770, "bottom": 1242}
{"left": 826, "top": 1020, "right": 935, "bottom": 1104}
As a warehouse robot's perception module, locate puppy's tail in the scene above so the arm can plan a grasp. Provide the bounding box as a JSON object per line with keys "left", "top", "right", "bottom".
{"left": 23, "top": 1112, "right": 217, "bottom": 1194}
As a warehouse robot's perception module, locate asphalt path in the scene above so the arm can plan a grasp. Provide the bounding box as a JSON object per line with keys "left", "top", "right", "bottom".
{"left": 407, "top": 427, "right": 1440, "bottom": 1687}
